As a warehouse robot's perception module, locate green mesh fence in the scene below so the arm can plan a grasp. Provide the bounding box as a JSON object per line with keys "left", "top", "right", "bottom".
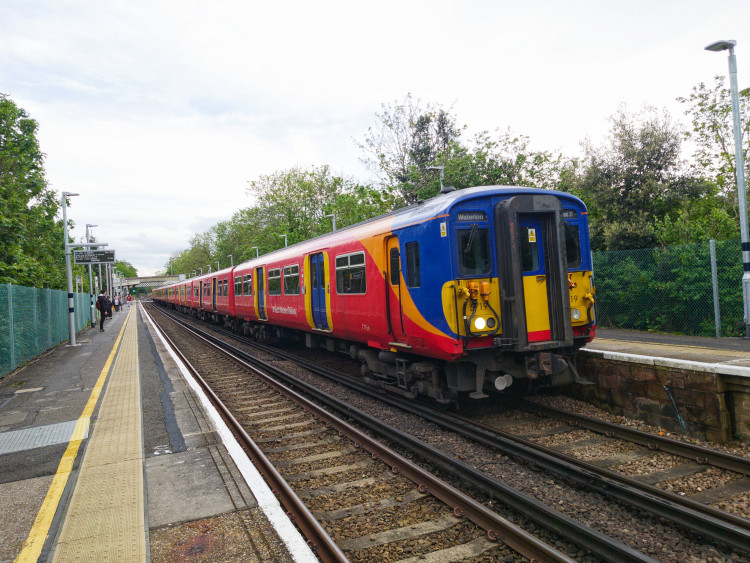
{"left": 593, "top": 239, "right": 744, "bottom": 337}
{"left": 0, "top": 284, "right": 93, "bottom": 378}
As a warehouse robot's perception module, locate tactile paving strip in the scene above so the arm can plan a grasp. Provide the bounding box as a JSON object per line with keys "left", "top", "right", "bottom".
{"left": 52, "top": 311, "right": 146, "bottom": 562}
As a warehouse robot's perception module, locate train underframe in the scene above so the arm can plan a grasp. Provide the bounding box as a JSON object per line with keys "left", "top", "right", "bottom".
{"left": 169, "top": 303, "right": 587, "bottom": 404}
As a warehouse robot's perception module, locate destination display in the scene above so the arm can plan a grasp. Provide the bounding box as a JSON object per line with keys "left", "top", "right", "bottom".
{"left": 73, "top": 250, "right": 116, "bottom": 264}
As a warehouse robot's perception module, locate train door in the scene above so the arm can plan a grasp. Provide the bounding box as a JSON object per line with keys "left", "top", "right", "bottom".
{"left": 211, "top": 277, "right": 217, "bottom": 311}
{"left": 199, "top": 281, "right": 204, "bottom": 309}
{"left": 256, "top": 266, "right": 267, "bottom": 320}
{"left": 310, "top": 253, "right": 328, "bottom": 330}
{"left": 385, "top": 236, "right": 407, "bottom": 343}
{"left": 494, "top": 194, "right": 572, "bottom": 351}
{"left": 518, "top": 216, "right": 550, "bottom": 342}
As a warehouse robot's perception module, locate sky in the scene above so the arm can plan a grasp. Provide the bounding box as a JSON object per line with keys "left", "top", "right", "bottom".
{"left": 3, "top": 0, "right": 750, "bottom": 276}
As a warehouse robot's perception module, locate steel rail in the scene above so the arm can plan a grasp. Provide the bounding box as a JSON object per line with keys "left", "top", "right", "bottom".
{"left": 150, "top": 305, "right": 657, "bottom": 563}
{"left": 156, "top": 307, "right": 750, "bottom": 554}
{"left": 522, "top": 401, "right": 750, "bottom": 477}
{"left": 144, "top": 307, "right": 348, "bottom": 562}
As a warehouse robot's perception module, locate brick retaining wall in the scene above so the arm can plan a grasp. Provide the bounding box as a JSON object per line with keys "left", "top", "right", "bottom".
{"left": 573, "top": 350, "right": 749, "bottom": 443}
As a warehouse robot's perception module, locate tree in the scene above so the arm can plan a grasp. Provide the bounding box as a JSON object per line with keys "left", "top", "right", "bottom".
{"left": 166, "top": 166, "right": 397, "bottom": 275}
{"left": 114, "top": 260, "right": 138, "bottom": 278}
{"left": 677, "top": 75, "right": 750, "bottom": 207}
{"left": 0, "top": 94, "right": 64, "bottom": 288}
{"left": 440, "top": 130, "right": 567, "bottom": 194}
{"left": 357, "top": 93, "right": 463, "bottom": 204}
{"left": 573, "top": 106, "right": 711, "bottom": 251}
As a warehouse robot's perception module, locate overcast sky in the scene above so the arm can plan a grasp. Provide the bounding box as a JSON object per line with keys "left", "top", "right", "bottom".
{"left": 3, "top": 0, "right": 750, "bottom": 276}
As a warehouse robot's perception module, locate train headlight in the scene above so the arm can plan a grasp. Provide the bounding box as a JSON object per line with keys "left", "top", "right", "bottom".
{"left": 474, "top": 317, "right": 487, "bottom": 330}
{"left": 571, "top": 308, "right": 581, "bottom": 321}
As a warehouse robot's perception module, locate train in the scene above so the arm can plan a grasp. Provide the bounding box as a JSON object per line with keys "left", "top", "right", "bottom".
{"left": 153, "top": 185, "right": 596, "bottom": 403}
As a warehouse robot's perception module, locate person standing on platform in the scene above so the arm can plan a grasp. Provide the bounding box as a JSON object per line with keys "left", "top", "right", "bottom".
{"left": 97, "top": 290, "right": 108, "bottom": 332}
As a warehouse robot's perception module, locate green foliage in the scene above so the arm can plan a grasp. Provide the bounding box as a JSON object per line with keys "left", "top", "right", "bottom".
{"left": 114, "top": 260, "right": 138, "bottom": 278}
{"left": 572, "top": 106, "right": 712, "bottom": 251}
{"left": 165, "top": 166, "right": 396, "bottom": 276}
{"left": 677, "top": 75, "right": 750, "bottom": 203}
{"left": 593, "top": 241, "right": 744, "bottom": 336}
{"left": 0, "top": 94, "right": 66, "bottom": 288}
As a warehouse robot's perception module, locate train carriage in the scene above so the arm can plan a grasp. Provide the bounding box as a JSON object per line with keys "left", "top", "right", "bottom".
{"left": 153, "top": 185, "right": 595, "bottom": 402}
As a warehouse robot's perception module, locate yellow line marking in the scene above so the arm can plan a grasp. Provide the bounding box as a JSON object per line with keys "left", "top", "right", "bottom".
{"left": 15, "top": 308, "right": 133, "bottom": 563}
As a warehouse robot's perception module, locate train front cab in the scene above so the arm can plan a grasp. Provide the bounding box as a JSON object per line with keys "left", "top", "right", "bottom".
{"left": 443, "top": 191, "right": 595, "bottom": 399}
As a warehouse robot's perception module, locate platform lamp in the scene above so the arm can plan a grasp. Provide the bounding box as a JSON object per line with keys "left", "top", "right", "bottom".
{"left": 216, "top": 261, "right": 220, "bottom": 271}
{"left": 62, "top": 191, "right": 80, "bottom": 346}
{"left": 279, "top": 234, "right": 287, "bottom": 248}
{"left": 250, "top": 246, "right": 259, "bottom": 257}
{"left": 228, "top": 254, "right": 233, "bottom": 267}
{"left": 325, "top": 213, "right": 337, "bottom": 231}
{"left": 706, "top": 40, "right": 750, "bottom": 337}
{"left": 85, "top": 224, "right": 97, "bottom": 328}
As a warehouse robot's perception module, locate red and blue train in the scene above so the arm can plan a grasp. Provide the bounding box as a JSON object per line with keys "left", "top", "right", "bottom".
{"left": 153, "top": 185, "right": 596, "bottom": 402}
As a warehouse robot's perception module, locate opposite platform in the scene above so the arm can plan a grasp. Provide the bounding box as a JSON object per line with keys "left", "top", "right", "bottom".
{"left": 0, "top": 300, "right": 307, "bottom": 562}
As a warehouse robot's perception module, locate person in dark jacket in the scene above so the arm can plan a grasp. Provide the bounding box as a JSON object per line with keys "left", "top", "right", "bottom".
{"left": 97, "top": 290, "right": 108, "bottom": 332}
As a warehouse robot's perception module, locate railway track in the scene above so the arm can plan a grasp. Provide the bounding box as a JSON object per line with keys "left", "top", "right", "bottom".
{"left": 147, "top": 302, "right": 750, "bottom": 561}
{"left": 144, "top": 304, "right": 578, "bottom": 562}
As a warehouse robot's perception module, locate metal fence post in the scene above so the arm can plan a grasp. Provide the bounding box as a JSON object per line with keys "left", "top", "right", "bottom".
{"left": 8, "top": 283, "right": 15, "bottom": 370}
{"left": 47, "top": 288, "right": 52, "bottom": 348}
{"left": 710, "top": 239, "right": 722, "bottom": 338}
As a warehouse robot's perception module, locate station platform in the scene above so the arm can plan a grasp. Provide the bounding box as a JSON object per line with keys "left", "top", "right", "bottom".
{"left": 0, "top": 301, "right": 314, "bottom": 562}
{"left": 586, "top": 327, "right": 750, "bottom": 374}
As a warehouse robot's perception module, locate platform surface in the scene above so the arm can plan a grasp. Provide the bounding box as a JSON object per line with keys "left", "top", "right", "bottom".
{"left": 586, "top": 327, "right": 750, "bottom": 373}
{"left": 0, "top": 300, "right": 300, "bottom": 562}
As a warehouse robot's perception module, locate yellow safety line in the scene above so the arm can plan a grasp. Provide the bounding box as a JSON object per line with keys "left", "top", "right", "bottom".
{"left": 15, "top": 308, "right": 133, "bottom": 563}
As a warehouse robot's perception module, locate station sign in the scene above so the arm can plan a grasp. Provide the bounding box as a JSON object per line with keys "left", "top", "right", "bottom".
{"left": 73, "top": 250, "right": 116, "bottom": 264}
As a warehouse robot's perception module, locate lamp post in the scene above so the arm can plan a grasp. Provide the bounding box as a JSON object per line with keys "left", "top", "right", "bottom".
{"left": 325, "top": 213, "right": 337, "bottom": 231}
{"left": 216, "top": 260, "right": 220, "bottom": 271}
{"left": 228, "top": 254, "right": 233, "bottom": 267}
{"left": 250, "top": 246, "right": 259, "bottom": 257}
{"left": 62, "top": 191, "right": 80, "bottom": 346}
{"left": 85, "top": 224, "right": 97, "bottom": 327}
{"left": 279, "top": 234, "right": 287, "bottom": 248}
{"left": 169, "top": 257, "right": 173, "bottom": 275}
{"left": 706, "top": 40, "right": 750, "bottom": 337}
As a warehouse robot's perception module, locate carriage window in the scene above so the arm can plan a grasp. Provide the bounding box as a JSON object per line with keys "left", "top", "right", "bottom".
{"left": 311, "top": 262, "right": 318, "bottom": 289}
{"left": 268, "top": 269, "right": 281, "bottom": 295}
{"left": 235, "top": 276, "right": 241, "bottom": 296}
{"left": 389, "top": 248, "right": 399, "bottom": 285}
{"left": 565, "top": 223, "right": 582, "bottom": 269}
{"left": 336, "top": 251, "right": 367, "bottom": 294}
{"left": 243, "top": 274, "right": 252, "bottom": 296}
{"left": 284, "top": 265, "right": 300, "bottom": 295}
{"left": 520, "top": 226, "right": 540, "bottom": 273}
{"left": 223, "top": 279, "right": 228, "bottom": 296}
{"left": 406, "top": 242, "right": 420, "bottom": 287}
{"left": 458, "top": 226, "right": 491, "bottom": 275}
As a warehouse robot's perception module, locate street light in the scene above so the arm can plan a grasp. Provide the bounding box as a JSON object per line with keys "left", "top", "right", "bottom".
{"left": 706, "top": 39, "right": 750, "bottom": 337}
{"left": 279, "top": 234, "right": 287, "bottom": 247}
{"left": 85, "top": 224, "right": 97, "bottom": 328}
{"left": 228, "top": 254, "right": 233, "bottom": 267}
{"left": 250, "top": 246, "right": 259, "bottom": 257}
{"left": 325, "top": 213, "right": 337, "bottom": 231}
{"left": 62, "top": 191, "right": 80, "bottom": 346}
{"left": 216, "top": 260, "right": 220, "bottom": 271}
